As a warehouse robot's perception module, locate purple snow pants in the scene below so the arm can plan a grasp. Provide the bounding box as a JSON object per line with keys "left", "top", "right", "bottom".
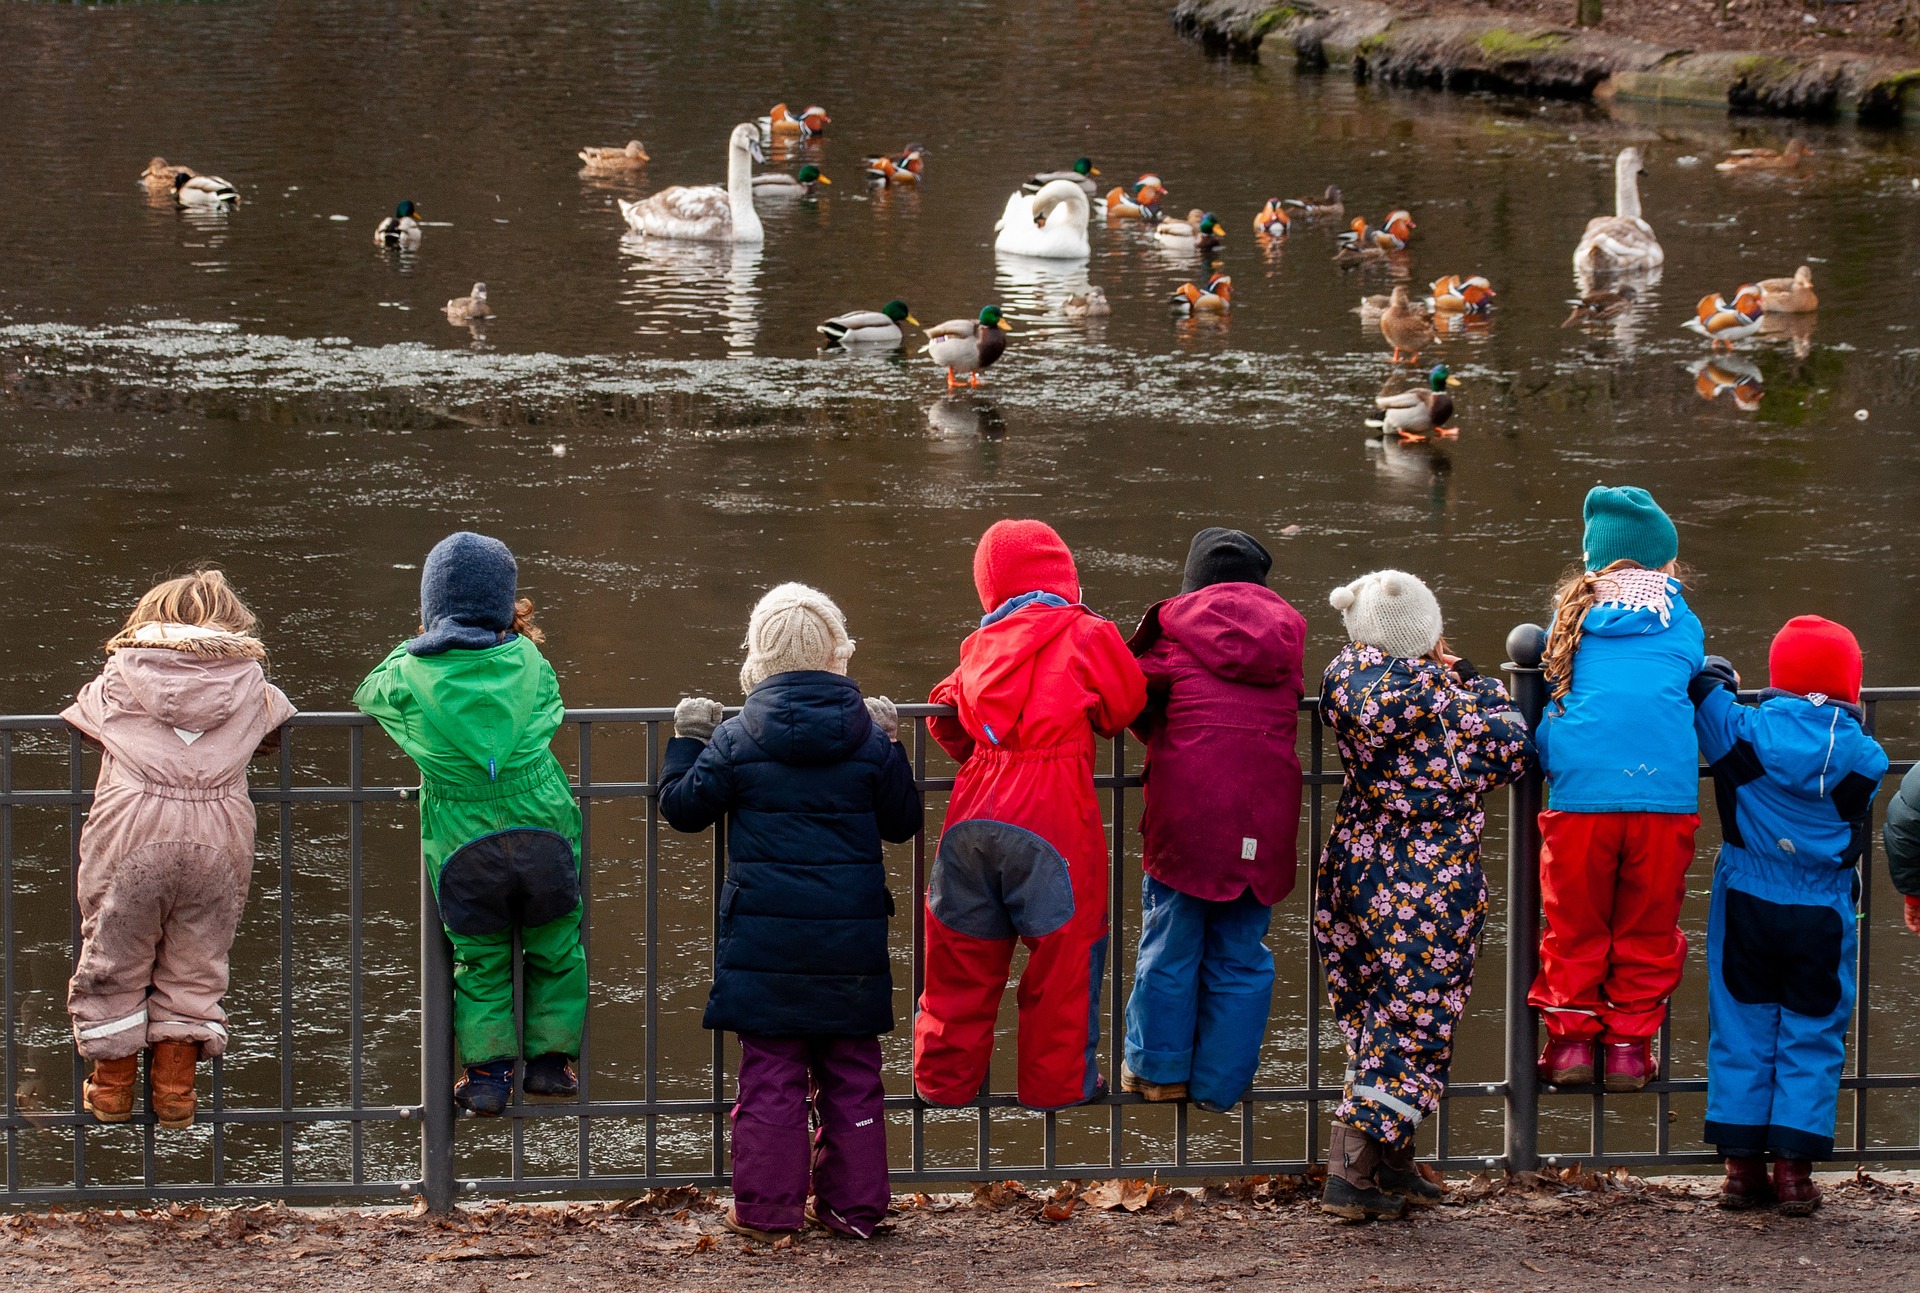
{"left": 731, "top": 1034, "right": 889, "bottom": 1237}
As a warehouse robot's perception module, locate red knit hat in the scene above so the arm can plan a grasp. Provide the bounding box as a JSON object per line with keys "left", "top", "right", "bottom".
{"left": 1769, "top": 615, "right": 1863, "bottom": 703}
{"left": 972, "top": 519, "right": 1080, "bottom": 612}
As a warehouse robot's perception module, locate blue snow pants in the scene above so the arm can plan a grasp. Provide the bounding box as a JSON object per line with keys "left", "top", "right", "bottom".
{"left": 1124, "top": 876, "right": 1275, "bottom": 1112}
{"left": 1705, "top": 853, "right": 1856, "bottom": 1161}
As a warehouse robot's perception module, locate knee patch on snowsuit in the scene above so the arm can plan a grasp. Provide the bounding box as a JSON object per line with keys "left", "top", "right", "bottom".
{"left": 929, "top": 820, "right": 1075, "bottom": 940}
{"left": 436, "top": 828, "right": 581, "bottom": 936}
{"left": 1722, "top": 887, "right": 1843, "bottom": 1018}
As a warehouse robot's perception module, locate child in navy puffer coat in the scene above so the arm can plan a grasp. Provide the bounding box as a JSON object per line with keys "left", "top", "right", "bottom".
{"left": 661, "top": 584, "right": 923, "bottom": 1242}
{"left": 1692, "top": 616, "right": 1887, "bottom": 1216}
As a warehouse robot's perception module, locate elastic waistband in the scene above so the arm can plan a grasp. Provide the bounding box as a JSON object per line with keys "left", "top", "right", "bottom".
{"left": 117, "top": 778, "right": 248, "bottom": 803}
{"left": 966, "top": 738, "right": 1094, "bottom": 765}
{"left": 424, "top": 758, "right": 567, "bottom": 804}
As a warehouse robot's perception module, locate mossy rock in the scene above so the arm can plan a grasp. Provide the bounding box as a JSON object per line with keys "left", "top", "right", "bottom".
{"left": 1475, "top": 27, "right": 1568, "bottom": 59}
{"left": 1249, "top": 5, "right": 1305, "bottom": 41}
{"left": 1732, "top": 54, "right": 1798, "bottom": 85}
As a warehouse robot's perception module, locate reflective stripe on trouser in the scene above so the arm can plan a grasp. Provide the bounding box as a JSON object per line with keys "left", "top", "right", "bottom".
{"left": 1703, "top": 864, "right": 1856, "bottom": 1161}
{"left": 1313, "top": 812, "right": 1488, "bottom": 1147}
{"left": 446, "top": 904, "right": 587, "bottom": 1067}
{"left": 730, "top": 1035, "right": 890, "bottom": 1236}
{"left": 1528, "top": 810, "right": 1699, "bottom": 1041}
{"left": 1124, "top": 875, "right": 1274, "bottom": 1110}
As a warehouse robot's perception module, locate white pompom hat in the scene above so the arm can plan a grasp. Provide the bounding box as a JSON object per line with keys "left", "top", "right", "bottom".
{"left": 1329, "top": 569, "right": 1444, "bottom": 660}
{"left": 740, "top": 582, "right": 855, "bottom": 692}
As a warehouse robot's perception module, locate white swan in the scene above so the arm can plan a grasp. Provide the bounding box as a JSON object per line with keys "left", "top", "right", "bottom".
{"left": 618, "top": 122, "right": 765, "bottom": 243}
{"left": 1573, "top": 147, "right": 1664, "bottom": 273}
{"left": 993, "top": 178, "right": 1090, "bottom": 260}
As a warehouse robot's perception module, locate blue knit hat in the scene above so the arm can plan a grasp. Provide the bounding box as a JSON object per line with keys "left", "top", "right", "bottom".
{"left": 407, "top": 532, "right": 518, "bottom": 656}
{"left": 1582, "top": 486, "right": 1678, "bottom": 572}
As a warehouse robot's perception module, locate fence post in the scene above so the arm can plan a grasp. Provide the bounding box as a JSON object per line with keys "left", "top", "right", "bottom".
{"left": 420, "top": 865, "right": 457, "bottom": 1212}
{"left": 1502, "top": 624, "right": 1548, "bottom": 1175}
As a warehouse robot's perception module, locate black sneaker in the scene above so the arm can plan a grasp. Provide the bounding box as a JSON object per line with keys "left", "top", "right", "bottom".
{"left": 454, "top": 1060, "right": 514, "bottom": 1116}
{"left": 523, "top": 1053, "right": 579, "bottom": 1099}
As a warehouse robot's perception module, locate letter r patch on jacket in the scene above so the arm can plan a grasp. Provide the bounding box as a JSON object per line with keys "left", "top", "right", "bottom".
{"left": 1241, "top": 837, "right": 1259, "bottom": 861}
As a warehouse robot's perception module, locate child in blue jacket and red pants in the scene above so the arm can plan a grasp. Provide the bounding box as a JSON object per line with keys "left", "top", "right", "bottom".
{"left": 1692, "top": 616, "right": 1887, "bottom": 1215}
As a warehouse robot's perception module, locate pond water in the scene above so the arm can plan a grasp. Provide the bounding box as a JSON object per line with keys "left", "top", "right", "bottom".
{"left": 1, "top": 0, "right": 1918, "bottom": 1191}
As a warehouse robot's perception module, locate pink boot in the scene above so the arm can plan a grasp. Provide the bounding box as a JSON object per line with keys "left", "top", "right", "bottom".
{"left": 1537, "top": 1037, "right": 1595, "bottom": 1086}
{"left": 1602, "top": 1039, "right": 1655, "bottom": 1093}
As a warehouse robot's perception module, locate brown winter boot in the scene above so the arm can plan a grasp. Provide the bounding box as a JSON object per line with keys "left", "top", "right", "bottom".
{"left": 1772, "top": 1158, "right": 1822, "bottom": 1216}
{"left": 1718, "top": 1155, "right": 1774, "bottom": 1211}
{"left": 1119, "top": 1062, "right": 1188, "bottom": 1103}
{"left": 148, "top": 1041, "right": 201, "bottom": 1129}
{"left": 1377, "top": 1137, "right": 1445, "bottom": 1206}
{"left": 81, "top": 1055, "right": 139, "bottom": 1124}
{"left": 1320, "top": 1122, "right": 1406, "bottom": 1221}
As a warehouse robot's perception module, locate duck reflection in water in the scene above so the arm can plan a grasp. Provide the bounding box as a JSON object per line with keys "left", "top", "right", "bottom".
{"left": 1759, "top": 310, "right": 1816, "bottom": 360}
{"left": 926, "top": 393, "right": 1008, "bottom": 441}
{"left": 1690, "top": 354, "right": 1765, "bottom": 411}
{"left": 1369, "top": 432, "right": 1452, "bottom": 510}
{"left": 618, "top": 235, "right": 763, "bottom": 355}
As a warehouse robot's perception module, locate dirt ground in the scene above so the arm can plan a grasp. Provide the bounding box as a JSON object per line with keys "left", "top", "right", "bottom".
{"left": 4, "top": 1169, "right": 1918, "bottom": 1292}
{"left": 1416, "top": 0, "right": 1920, "bottom": 60}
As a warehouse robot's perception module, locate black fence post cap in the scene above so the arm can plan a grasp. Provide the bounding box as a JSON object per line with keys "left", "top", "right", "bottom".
{"left": 1507, "top": 623, "right": 1547, "bottom": 669}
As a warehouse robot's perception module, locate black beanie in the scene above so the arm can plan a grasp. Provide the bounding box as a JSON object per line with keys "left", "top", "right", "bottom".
{"left": 407, "top": 531, "right": 519, "bottom": 656}
{"left": 1180, "top": 527, "right": 1272, "bottom": 594}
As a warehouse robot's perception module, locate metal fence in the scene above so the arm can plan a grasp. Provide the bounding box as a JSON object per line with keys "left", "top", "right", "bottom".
{"left": 1, "top": 638, "right": 1916, "bottom": 1210}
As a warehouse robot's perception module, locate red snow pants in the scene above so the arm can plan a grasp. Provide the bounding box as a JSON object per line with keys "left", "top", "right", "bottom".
{"left": 1528, "top": 810, "right": 1699, "bottom": 1041}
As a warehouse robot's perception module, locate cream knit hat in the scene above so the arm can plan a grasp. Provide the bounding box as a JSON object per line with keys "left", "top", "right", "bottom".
{"left": 1329, "top": 569, "right": 1444, "bottom": 660}
{"left": 739, "top": 583, "right": 855, "bottom": 692}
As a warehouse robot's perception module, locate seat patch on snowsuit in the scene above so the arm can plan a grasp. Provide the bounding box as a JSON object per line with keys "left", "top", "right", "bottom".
{"left": 437, "top": 828, "right": 582, "bottom": 936}
{"left": 930, "top": 820, "right": 1075, "bottom": 940}
{"left": 1721, "top": 887, "right": 1843, "bottom": 1018}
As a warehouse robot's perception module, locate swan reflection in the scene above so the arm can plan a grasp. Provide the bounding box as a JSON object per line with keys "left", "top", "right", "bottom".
{"left": 618, "top": 235, "right": 763, "bottom": 356}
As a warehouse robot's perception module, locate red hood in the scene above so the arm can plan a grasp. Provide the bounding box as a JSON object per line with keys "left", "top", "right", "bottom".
{"left": 973, "top": 519, "right": 1080, "bottom": 612}
{"left": 955, "top": 604, "right": 1084, "bottom": 743}
{"left": 1131, "top": 583, "right": 1304, "bottom": 685}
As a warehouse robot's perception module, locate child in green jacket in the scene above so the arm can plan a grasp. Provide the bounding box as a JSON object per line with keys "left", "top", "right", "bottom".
{"left": 355, "top": 532, "right": 585, "bottom": 1115}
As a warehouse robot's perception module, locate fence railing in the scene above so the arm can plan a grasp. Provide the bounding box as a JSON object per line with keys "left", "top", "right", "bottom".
{"left": 0, "top": 633, "right": 1916, "bottom": 1210}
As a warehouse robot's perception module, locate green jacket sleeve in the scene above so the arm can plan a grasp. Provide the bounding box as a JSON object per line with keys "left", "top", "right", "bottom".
{"left": 1885, "top": 764, "right": 1920, "bottom": 899}
{"left": 351, "top": 643, "right": 415, "bottom": 732}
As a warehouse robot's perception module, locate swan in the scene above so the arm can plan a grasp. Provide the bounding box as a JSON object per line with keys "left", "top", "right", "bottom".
{"left": 618, "top": 122, "right": 765, "bottom": 243}
{"left": 1573, "top": 147, "right": 1664, "bottom": 273}
{"left": 993, "top": 179, "right": 1090, "bottom": 260}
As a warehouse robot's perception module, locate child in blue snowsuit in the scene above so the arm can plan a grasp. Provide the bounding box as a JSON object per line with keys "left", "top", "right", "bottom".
{"left": 1692, "top": 615, "right": 1887, "bottom": 1215}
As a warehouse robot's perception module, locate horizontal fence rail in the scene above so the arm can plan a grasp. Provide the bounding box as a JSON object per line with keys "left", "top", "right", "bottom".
{"left": 0, "top": 655, "right": 1916, "bottom": 1210}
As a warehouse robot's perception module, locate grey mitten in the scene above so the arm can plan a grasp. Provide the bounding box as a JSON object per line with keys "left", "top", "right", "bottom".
{"left": 673, "top": 697, "right": 725, "bottom": 743}
{"left": 864, "top": 695, "right": 900, "bottom": 742}
{"left": 1688, "top": 656, "right": 1740, "bottom": 705}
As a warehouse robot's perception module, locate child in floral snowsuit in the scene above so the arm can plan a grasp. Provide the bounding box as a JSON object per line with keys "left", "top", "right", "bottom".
{"left": 1314, "top": 571, "right": 1534, "bottom": 1219}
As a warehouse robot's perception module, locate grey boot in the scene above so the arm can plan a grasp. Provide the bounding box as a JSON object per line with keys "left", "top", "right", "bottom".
{"left": 1377, "top": 1137, "right": 1445, "bottom": 1205}
{"left": 1320, "top": 1122, "right": 1407, "bottom": 1221}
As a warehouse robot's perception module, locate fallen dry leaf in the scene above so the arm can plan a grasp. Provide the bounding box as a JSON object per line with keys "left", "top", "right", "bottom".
{"left": 1054, "top": 1282, "right": 1099, "bottom": 1289}
{"left": 690, "top": 1234, "right": 717, "bottom": 1253}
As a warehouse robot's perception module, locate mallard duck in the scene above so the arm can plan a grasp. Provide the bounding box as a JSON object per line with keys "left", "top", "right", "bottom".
{"left": 1170, "top": 274, "right": 1231, "bottom": 314}
{"left": 1431, "top": 274, "right": 1494, "bottom": 314}
{"left": 577, "top": 140, "right": 651, "bottom": 173}
{"left": 1155, "top": 209, "right": 1225, "bottom": 252}
{"left": 1063, "top": 287, "right": 1111, "bottom": 318}
{"left": 1683, "top": 284, "right": 1765, "bottom": 348}
{"left": 766, "top": 104, "right": 830, "bottom": 138}
{"left": 1370, "top": 210, "right": 1416, "bottom": 251}
{"left": 1691, "top": 356, "right": 1764, "bottom": 410}
{"left": 445, "top": 283, "right": 494, "bottom": 325}
{"left": 141, "top": 157, "right": 195, "bottom": 193}
{"left": 1380, "top": 286, "right": 1433, "bottom": 362}
{"left": 1023, "top": 158, "right": 1100, "bottom": 196}
{"left": 994, "top": 179, "right": 1092, "bottom": 260}
{"left": 1282, "top": 184, "right": 1344, "bottom": 218}
{"left": 753, "top": 164, "right": 831, "bottom": 196}
{"left": 374, "top": 200, "right": 422, "bottom": 246}
{"left": 1715, "top": 139, "right": 1812, "bottom": 174}
{"left": 922, "top": 306, "right": 1010, "bottom": 388}
{"left": 817, "top": 299, "right": 917, "bottom": 345}
{"left": 864, "top": 146, "right": 925, "bottom": 184}
{"left": 1574, "top": 147, "right": 1664, "bottom": 272}
{"left": 618, "top": 122, "right": 765, "bottom": 243}
{"left": 1254, "top": 199, "right": 1291, "bottom": 237}
{"left": 1367, "top": 364, "right": 1461, "bottom": 439}
{"left": 1560, "top": 284, "right": 1638, "bottom": 327}
{"left": 174, "top": 171, "right": 238, "bottom": 208}
{"left": 1758, "top": 264, "right": 1818, "bottom": 314}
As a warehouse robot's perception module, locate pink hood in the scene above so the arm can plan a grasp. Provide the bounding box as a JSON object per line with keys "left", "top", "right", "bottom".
{"left": 1130, "top": 583, "right": 1305, "bottom": 686}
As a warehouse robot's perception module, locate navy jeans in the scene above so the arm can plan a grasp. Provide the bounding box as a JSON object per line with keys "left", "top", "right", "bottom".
{"left": 1123, "top": 875, "right": 1275, "bottom": 1111}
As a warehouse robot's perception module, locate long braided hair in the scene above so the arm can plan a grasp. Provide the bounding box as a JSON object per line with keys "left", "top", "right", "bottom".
{"left": 1541, "top": 559, "right": 1687, "bottom": 701}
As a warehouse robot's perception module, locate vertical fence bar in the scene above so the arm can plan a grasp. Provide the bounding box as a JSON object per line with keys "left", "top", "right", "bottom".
{"left": 712, "top": 819, "right": 727, "bottom": 1179}
{"left": 644, "top": 719, "right": 660, "bottom": 1181}
{"left": 1305, "top": 706, "right": 1323, "bottom": 1170}
{"left": 2, "top": 731, "right": 15, "bottom": 1195}
{"left": 278, "top": 735, "right": 296, "bottom": 1188}
{"left": 910, "top": 717, "right": 928, "bottom": 1177}
{"left": 69, "top": 729, "right": 87, "bottom": 1192}
{"left": 1108, "top": 733, "right": 1125, "bottom": 1170}
{"left": 1502, "top": 625, "right": 1548, "bottom": 1173}
{"left": 420, "top": 865, "right": 456, "bottom": 1212}
{"left": 1854, "top": 697, "right": 1878, "bottom": 1154}
{"left": 575, "top": 720, "right": 593, "bottom": 1183}
{"left": 348, "top": 723, "right": 365, "bottom": 1185}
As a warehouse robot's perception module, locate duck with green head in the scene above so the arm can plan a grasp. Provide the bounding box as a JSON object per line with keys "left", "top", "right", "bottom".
{"left": 375, "top": 200, "right": 422, "bottom": 247}
{"left": 1023, "top": 156, "right": 1101, "bottom": 197}
{"left": 818, "top": 299, "right": 918, "bottom": 346}
{"left": 1367, "top": 364, "right": 1461, "bottom": 440}
{"left": 753, "top": 163, "right": 832, "bottom": 197}
{"left": 922, "top": 306, "right": 1010, "bottom": 388}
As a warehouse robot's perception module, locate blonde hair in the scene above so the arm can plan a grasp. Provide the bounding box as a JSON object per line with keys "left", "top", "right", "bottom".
{"left": 108, "top": 569, "right": 257, "bottom": 653}
{"left": 510, "top": 597, "right": 545, "bottom": 645}
{"left": 1541, "top": 559, "right": 1687, "bottom": 700}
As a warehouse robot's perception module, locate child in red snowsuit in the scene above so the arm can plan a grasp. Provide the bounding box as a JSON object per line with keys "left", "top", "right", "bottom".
{"left": 914, "top": 520, "right": 1147, "bottom": 1110}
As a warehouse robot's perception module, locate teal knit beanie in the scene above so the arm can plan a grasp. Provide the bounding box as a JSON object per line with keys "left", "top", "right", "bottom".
{"left": 1582, "top": 486, "right": 1678, "bottom": 572}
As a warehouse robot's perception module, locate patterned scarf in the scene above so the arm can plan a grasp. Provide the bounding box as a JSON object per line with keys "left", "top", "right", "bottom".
{"left": 1591, "top": 567, "right": 1673, "bottom": 627}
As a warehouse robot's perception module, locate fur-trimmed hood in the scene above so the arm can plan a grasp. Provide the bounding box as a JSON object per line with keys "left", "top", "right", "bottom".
{"left": 105, "top": 622, "right": 268, "bottom": 661}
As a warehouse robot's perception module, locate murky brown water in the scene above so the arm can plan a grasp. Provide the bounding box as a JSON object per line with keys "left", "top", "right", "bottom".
{"left": 2, "top": 0, "right": 1918, "bottom": 1191}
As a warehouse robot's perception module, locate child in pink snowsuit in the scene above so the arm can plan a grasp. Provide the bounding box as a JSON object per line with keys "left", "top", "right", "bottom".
{"left": 63, "top": 571, "right": 295, "bottom": 1129}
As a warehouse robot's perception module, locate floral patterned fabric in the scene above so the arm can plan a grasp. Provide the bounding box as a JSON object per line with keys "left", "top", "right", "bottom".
{"left": 1312, "top": 644, "right": 1535, "bottom": 1146}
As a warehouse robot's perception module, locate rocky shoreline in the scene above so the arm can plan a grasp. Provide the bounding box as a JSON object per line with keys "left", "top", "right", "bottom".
{"left": 1170, "top": 0, "right": 1920, "bottom": 121}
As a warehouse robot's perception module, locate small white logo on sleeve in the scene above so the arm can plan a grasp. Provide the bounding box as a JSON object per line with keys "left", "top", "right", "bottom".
{"left": 1241, "top": 837, "right": 1258, "bottom": 861}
